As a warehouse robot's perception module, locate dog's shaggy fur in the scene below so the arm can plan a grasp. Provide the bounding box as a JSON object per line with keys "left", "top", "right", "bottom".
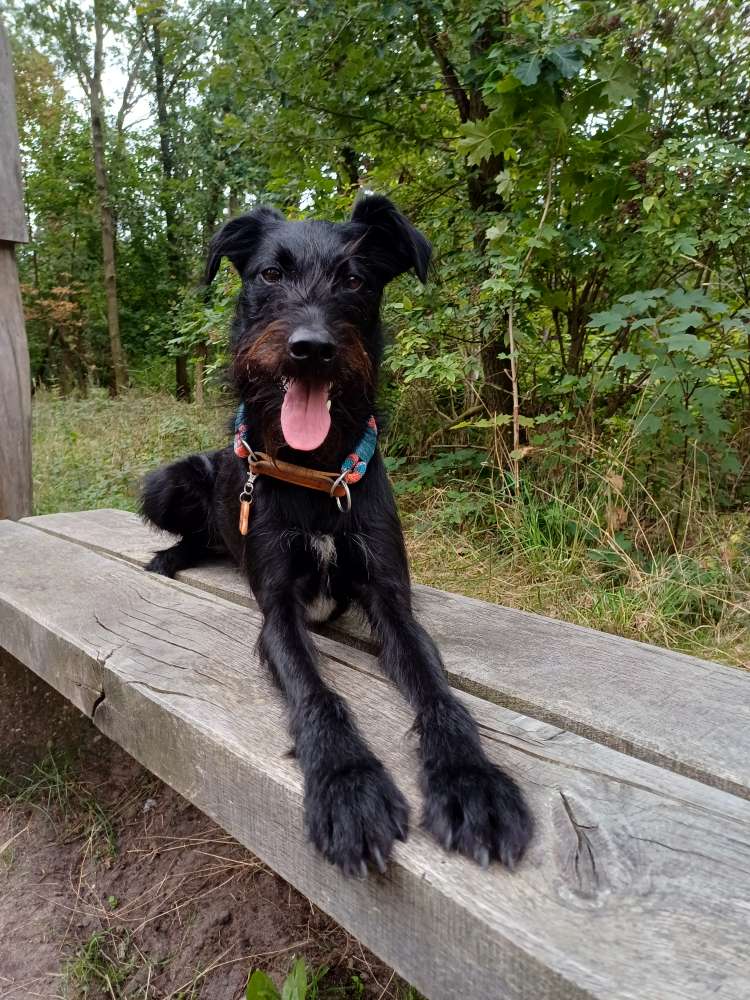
{"left": 141, "top": 195, "right": 533, "bottom": 876}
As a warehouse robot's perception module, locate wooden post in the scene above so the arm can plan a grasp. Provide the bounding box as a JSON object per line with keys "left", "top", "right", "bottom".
{"left": 0, "top": 21, "right": 32, "bottom": 520}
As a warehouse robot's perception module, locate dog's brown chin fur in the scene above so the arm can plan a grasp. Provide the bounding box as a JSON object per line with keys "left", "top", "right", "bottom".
{"left": 232, "top": 319, "right": 375, "bottom": 461}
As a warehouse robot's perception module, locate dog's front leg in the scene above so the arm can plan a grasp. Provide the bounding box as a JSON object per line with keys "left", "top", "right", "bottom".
{"left": 361, "top": 581, "right": 533, "bottom": 869}
{"left": 256, "top": 593, "right": 409, "bottom": 875}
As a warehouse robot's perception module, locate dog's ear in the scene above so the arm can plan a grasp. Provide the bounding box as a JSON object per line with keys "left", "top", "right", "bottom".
{"left": 205, "top": 206, "right": 284, "bottom": 283}
{"left": 350, "top": 194, "right": 431, "bottom": 284}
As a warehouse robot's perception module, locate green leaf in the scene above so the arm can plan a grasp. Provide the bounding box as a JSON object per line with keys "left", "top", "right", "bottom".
{"left": 666, "top": 290, "right": 728, "bottom": 314}
{"left": 494, "top": 74, "right": 521, "bottom": 94}
{"left": 548, "top": 44, "right": 584, "bottom": 79}
{"left": 457, "top": 120, "right": 499, "bottom": 166}
{"left": 485, "top": 220, "right": 509, "bottom": 242}
{"left": 671, "top": 234, "right": 698, "bottom": 256}
{"left": 513, "top": 54, "right": 541, "bottom": 86}
{"left": 495, "top": 169, "right": 514, "bottom": 195}
{"left": 619, "top": 288, "right": 666, "bottom": 312}
{"left": 588, "top": 307, "right": 628, "bottom": 333}
{"left": 661, "top": 333, "right": 711, "bottom": 359}
{"left": 634, "top": 413, "right": 661, "bottom": 435}
{"left": 642, "top": 195, "right": 656, "bottom": 213}
{"left": 246, "top": 970, "right": 280, "bottom": 1000}
{"left": 451, "top": 414, "right": 512, "bottom": 430}
{"left": 720, "top": 450, "right": 742, "bottom": 475}
{"left": 651, "top": 364, "right": 677, "bottom": 380}
{"left": 662, "top": 312, "right": 705, "bottom": 333}
{"left": 281, "top": 959, "right": 307, "bottom": 1000}
{"left": 597, "top": 60, "right": 637, "bottom": 103}
{"left": 611, "top": 351, "right": 641, "bottom": 371}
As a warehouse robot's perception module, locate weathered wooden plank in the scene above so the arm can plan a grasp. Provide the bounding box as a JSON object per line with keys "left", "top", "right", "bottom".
{"left": 0, "top": 23, "right": 28, "bottom": 244}
{"left": 0, "top": 245, "right": 32, "bottom": 520}
{"left": 0, "top": 23, "right": 32, "bottom": 520}
{"left": 24, "top": 507, "right": 750, "bottom": 800}
{"left": 2, "top": 519, "right": 750, "bottom": 1000}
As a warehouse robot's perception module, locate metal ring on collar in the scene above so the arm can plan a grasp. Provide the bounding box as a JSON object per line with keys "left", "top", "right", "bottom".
{"left": 240, "top": 438, "right": 261, "bottom": 461}
{"left": 330, "top": 471, "right": 352, "bottom": 512}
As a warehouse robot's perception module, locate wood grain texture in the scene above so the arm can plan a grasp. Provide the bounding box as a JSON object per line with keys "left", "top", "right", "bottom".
{"left": 0, "top": 246, "right": 32, "bottom": 520}
{"left": 23, "top": 507, "right": 750, "bottom": 800}
{"left": 2, "top": 518, "right": 750, "bottom": 1000}
{"left": 0, "top": 24, "right": 28, "bottom": 244}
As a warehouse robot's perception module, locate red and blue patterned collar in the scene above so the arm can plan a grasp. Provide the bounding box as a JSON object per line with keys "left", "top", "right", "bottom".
{"left": 233, "top": 402, "right": 378, "bottom": 487}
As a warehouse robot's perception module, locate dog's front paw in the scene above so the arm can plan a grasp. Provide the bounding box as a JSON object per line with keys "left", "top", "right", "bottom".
{"left": 422, "top": 760, "right": 533, "bottom": 870}
{"left": 305, "top": 759, "right": 409, "bottom": 877}
{"left": 145, "top": 549, "right": 177, "bottom": 578}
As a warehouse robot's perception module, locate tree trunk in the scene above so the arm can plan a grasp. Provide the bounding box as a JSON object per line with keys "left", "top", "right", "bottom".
{"left": 149, "top": 9, "right": 191, "bottom": 401}
{"left": 91, "top": 0, "right": 127, "bottom": 394}
{"left": 338, "top": 146, "right": 359, "bottom": 192}
{"left": 418, "top": 6, "right": 512, "bottom": 416}
{"left": 90, "top": 0, "right": 128, "bottom": 396}
{"left": 194, "top": 342, "right": 207, "bottom": 406}
{"left": 203, "top": 175, "right": 222, "bottom": 253}
{"left": 175, "top": 354, "right": 190, "bottom": 400}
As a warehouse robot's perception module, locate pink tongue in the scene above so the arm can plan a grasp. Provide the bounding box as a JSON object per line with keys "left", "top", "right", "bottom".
{"left": 280, "top": 379, "right": 331, "bottom": 451}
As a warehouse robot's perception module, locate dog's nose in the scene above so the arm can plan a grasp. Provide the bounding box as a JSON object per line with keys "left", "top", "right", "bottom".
{"left": 288, "top": 327, "right": 336, "bottom": 365}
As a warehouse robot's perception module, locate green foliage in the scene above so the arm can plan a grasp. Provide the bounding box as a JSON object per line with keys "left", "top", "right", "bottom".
{"left": 248, "top": 958, "right": 307, "bottom": 1000}
{"left": 245, "top": 958, "right": 416, "bottom": 1000}
{"left": 9, "top": 0, "right": 750, "bottom": 653}
{"left": 63, "top": 930, "right": 137, "bottom": 997}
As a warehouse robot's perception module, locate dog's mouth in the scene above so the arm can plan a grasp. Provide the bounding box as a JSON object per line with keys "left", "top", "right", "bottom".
{"left": 279, "top": 377, "right": 332, "bottom": 451}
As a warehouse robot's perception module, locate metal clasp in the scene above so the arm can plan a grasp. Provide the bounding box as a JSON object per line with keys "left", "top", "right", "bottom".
{"left": 239, "top": 463, "right": 257, "bottom": 504}
{"left": 330, "top": 471, "right": 352, "bottom": 513}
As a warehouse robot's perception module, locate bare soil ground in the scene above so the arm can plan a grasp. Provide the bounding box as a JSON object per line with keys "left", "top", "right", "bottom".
{"left": 0, "top": 656, "right": 410, "bottom": 999}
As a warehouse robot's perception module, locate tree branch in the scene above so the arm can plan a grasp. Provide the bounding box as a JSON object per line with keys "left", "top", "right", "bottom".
{"left": 116, "top": 37, "right": 146, "bottom": 135}
{"left": 414, "top": 7, "right": 471, "bottom": 122}
{"left": 426, "top": 403, "right": 484, "bottom": 448}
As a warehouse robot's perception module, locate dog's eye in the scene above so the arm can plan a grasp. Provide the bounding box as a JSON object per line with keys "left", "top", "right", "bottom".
{"left": 260, "top": 267, "right": 282, "bottom": 284}
{"left": 344, "top": 274, "right": 363, "bottom": 291}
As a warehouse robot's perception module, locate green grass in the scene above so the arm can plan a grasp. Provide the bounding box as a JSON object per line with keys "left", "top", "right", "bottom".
{"left": 61, "top": 946, "right": 418, "bottom": 1000}
{"left": 62, "top": 930, "right": 138, "bottom": 999}
{"left": 32, "top": 387, "right": 225, "bottom": 515}
{"left": 404, "top": 488, "right": 749, "bottom": 667}
{"left": 31, "top": 387, "right": 749, "bottom": 667}
{"left": 1, "top": 750, "right": 118, "bottom": 858}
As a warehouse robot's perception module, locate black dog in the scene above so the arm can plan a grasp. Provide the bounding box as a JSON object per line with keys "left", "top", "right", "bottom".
{"left": 141, "top": 194, "right": 533, "bottom": 876}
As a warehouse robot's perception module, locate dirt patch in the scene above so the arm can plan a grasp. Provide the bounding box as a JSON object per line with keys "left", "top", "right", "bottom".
{"left": 0, "top": 656, "right": 411, "bottom": 999}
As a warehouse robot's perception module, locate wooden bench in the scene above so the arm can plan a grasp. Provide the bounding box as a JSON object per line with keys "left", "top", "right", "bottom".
{"left": 2, "top": 509, "right": 749, "bottom": 1000}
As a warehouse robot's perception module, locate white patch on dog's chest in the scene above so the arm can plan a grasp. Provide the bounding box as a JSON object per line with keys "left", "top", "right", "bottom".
{"left": 308, "top": 533, "right": 337, "bottom": 568}
{"left": 305, "top": 593, "right": 338, "bottom": 623}
{"left": 304, "top": 533, "right": 337, "bottom": 623}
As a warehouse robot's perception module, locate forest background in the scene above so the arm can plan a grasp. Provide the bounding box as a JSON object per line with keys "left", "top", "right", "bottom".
{"left": 6, "top": 0, "right": 750, "bottom": 666}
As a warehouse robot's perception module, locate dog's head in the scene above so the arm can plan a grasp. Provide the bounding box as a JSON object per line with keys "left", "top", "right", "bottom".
{"left": 206, "top": 194, "right": 430, "bottom": 457}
